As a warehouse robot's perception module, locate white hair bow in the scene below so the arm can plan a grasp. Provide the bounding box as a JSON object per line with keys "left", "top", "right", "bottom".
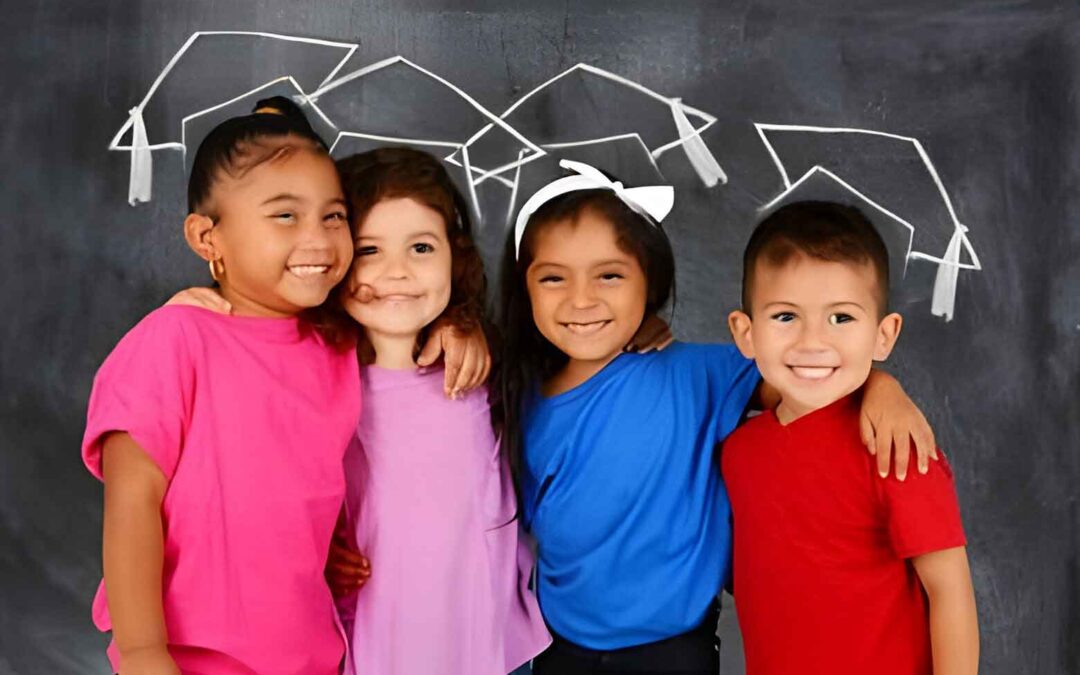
{"left": 514, "top": 160, "right": 675, "bottom": 259}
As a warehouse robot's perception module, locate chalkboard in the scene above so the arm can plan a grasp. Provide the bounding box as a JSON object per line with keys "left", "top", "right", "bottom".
{"left": 1, "top": 2, "right": 1077, "bottom": 673}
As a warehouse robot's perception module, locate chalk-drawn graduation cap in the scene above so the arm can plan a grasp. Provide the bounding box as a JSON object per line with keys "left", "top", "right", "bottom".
{"left": 108, "top": 31, "right": 358, "bottom": 205}
{"left": 753, "top": 124, "right": 981, "bottom": 321}
{"left": 502, "top": 133, "right": 670, "bottom": 234}
{"left": 455, "top": 63, "right": 729, "bottom": 204}
{"left": 303, "top": 56, "right": 544, "bottom": 223}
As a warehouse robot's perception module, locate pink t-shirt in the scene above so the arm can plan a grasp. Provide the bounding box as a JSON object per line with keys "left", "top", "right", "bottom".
{"left": 82, "top": 306, "right": 361, "bottom": 675}
{"left": 339, "top": 366, "right": 550, "bottom": 675}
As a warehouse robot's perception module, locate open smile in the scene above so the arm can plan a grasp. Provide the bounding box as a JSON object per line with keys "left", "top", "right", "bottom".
{"left": 787, "top": 365, "right": 838, "bottom": 381}
{"left": 287, "top": 264, "right": 332, "bottom": 279}
{"left": 560, "top": 320, "right": 612, "bottom": 336}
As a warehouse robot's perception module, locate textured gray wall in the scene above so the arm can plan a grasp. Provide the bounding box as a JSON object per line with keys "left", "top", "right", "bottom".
{"left": 1, "top": 1, "right": 1077, "bottom": 673}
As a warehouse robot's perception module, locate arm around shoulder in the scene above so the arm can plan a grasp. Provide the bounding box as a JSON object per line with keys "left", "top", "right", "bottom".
{"left": 911, "top": 546, "right": 979, "bottom": 675}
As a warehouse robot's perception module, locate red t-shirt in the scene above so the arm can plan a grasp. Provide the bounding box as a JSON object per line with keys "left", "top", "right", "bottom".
{"left": 721, "top": 392, "right": 966, "bottom": 675}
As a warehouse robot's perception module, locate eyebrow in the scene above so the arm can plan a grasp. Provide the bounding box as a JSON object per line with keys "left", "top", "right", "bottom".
{"left": 260, "top": 194, "right": 347, "bottom": 209}
{"left": 761, "top": 300, "right": 869, "bottom": 311}
{"left": 356, "top": 230, "right": 443, "bottom": 241}
{"left": 260, "top": 193, "right": 302, "bottom": 206}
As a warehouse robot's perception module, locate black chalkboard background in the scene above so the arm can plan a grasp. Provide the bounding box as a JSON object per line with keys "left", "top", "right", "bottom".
{"left": 2, "top": 1, "right": 1077, "bottom": 673}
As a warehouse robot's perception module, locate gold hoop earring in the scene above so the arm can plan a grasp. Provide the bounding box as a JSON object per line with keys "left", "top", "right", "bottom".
{"left": 209, "top": 258, "right": 225, "bottom": 281}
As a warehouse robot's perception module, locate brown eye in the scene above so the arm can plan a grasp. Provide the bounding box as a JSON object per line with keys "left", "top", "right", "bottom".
{"left": 829, "top": 313, "right": 855, "bottom": 325}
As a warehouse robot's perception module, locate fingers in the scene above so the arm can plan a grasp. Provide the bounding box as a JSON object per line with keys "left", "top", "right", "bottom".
{"left": 860, "top": 412, "right": 876, "bottom": 454}
{"left": 477, "top": 353, "right": 492, "bottom": 388}
{"left": 451, "top": 344, "right": 478, "bottom": 397}
{"left": 443, "top": 350, "right": 463, "bottom": 398}
{"left": 166, "top": 287, "right": 231, "bottom": 314}
{"left": 892, "top": 431, "right": 910, "bottom": 481}
{"left": 326, "top": 542, "right": 371, "bottom": 592}
{"left": 416, "top": 330, "right": 445, "bottom": 368}
{"left": 330, "top": 541, "right": 367, "bottom": 566}
{"left": 198, "top": 288, "right": 232, "bottom": 314}
{"left": 912, "top": 427, "right": 935, "bottom": 474}
{"left": 874, "top": 422, "right": 892, "bottom": 479}
{"left": 654, "top": 334, "right": 675, "bottom": 352}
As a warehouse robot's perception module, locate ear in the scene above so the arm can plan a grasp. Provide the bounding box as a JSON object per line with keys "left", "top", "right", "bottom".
{"left": 727, "top": 310, "right": 756, "bottom": 359}
{"left": 872, "top": 312, "right": 903, "bottom": 361}
{"left": 184, "top": 213, "right": 218, "bottom": 262}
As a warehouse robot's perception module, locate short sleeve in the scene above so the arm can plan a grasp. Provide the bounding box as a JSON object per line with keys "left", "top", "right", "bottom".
{"left": 875, "top": 448, "right": 967, "bottom": 559}
{"left": 82, "top": 309, "right": 196, "bottom": 483}
{"left": 702, "top": 344, "right": 761, "bottom": 441}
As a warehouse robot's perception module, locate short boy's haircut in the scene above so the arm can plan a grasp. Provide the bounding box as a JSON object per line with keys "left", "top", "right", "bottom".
{"left": 741, "top": 201, "right": 891, "bottom": 316}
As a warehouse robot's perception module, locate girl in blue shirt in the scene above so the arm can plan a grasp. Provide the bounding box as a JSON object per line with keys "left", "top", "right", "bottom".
{"left": 497, "top": 161, "right": 935, "bottom": 675}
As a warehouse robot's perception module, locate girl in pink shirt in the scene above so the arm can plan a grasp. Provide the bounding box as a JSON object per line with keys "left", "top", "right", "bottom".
{"left": 324, "top": 147, "right": 551, "bottom": 675}
{"left": 83, "top": 97, "right": 360, "bottom": 675}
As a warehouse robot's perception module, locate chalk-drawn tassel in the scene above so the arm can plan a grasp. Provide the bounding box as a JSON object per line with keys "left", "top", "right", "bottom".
{"left": 931, "top": 225, "right": 967, "bottom": 322}
{"left": 128, "top": 107, "right": 152, "bottom": 205}
{"left": 669, "top": 98, "right": 726, "bottom": 187}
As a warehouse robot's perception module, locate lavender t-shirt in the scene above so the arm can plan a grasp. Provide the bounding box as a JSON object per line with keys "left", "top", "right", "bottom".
{"left": 340, "top": 366, "right": 550, "bottom": 675}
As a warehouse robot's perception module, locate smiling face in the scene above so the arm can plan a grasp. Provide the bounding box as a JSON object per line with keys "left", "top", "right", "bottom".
{"left": 204, "top": 143, "right": 354, "bottom": 317}
{"left": 340, "top": 197, "right": 452, "bottom": 340}
{"left": 526, "top": 209, "right": 648, "bottom": 377}
{"left": 729, "top": 254, "right": 902, "bottom": 423}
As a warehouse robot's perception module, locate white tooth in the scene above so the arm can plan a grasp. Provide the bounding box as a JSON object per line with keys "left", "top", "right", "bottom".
{"left": 791, "top": 366, "right": 834, "bottom": 380}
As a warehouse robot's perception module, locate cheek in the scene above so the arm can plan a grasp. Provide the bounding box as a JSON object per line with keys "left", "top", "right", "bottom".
{"left": 527, "top": 288, "right": 560, "bottom": 336}
{"left": 427, "top": 258, "right": 453, "bottom": 310}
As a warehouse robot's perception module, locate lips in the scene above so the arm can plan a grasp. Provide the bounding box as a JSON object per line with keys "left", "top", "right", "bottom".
{"left": 287, "top": 264, "right": 332, "bottom": 279}
{"left": 561, "top": 320, "right": 612, "bottom": 336}
{"left": 376, "top": 293, "right": 422, "bottom": 302}
{"left": 788, "top": 365, "right": 837, "bottom": 380}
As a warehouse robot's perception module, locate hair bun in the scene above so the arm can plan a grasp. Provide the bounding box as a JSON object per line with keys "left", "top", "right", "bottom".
{"left": 253, "top": 95, "right": 307, "bottom": 122}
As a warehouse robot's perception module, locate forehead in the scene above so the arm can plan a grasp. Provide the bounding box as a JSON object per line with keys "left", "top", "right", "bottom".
{"left": 226, "top": 142, "right": 339, "bottom": 194}
{"left": 751, "top": 254, "right": 880, "bottom": 306}
{"left": 357, "top": 197, "right": 448, "bottom": 238}
{"left": 529, "top": 209, "right": 637, "bottom": 266}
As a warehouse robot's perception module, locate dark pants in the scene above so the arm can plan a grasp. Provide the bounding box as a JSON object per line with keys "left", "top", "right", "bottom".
{"left": 532, "top": 603, "right": 721, "bottom": 675}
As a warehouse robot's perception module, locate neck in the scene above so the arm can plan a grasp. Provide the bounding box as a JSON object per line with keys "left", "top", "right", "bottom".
{"left": 543, "top": 352, "right": 620, "bottom": 397}
{"left": 775, "top": 399, "right": 809, "bottom": 425}
{"left": 217, "top": 283, "right": 293, "bottom": 319}
{"left": 365, "top": 329, "right": 419, "bottom": 370}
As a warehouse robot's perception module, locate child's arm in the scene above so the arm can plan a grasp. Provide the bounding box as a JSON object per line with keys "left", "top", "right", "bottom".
{"left": 165, "top": 287, "right": 493, "bottom": 399}
{"left": 417, "top": 318, "right": 491, "bottom": 399}
{"left": 860, "top": 369, "right": 938, "bottom": 480}
{"left": 101, "top": 432, "right": 180, "bottom": 675}
{"left": 751, "top": 370, "right": 936, "bottom": 481}
{"left": 911, "top": 547, "right": 979, "bottom": 675}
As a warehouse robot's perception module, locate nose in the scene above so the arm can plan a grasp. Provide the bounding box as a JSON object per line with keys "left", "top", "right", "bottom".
{"left": 382, "top": 252, "right": 410, "bottom": 280}
{"left": 297, "top": 213, "right": 338, "bottom": 253}
{"left": 568, "top": 277, "right": 598, "bottom": 309}
{"left": 794, "top": 319, "right": 829, "bottom": 352}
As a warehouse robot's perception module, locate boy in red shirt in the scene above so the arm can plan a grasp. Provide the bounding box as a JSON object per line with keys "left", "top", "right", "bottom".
{"left": 723, "top": 201, "right": 979, "bottom": 675}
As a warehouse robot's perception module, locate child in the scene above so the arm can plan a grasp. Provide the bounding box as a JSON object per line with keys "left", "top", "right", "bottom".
{"left": 322, "top": 147, "right": 551, "bottom": 675}
{"left": 82, "top": 98, "right": 361, "bottom": 674}
{"left": 723, "top": 201, "right": 979, "bottom": 675}
{"left": 500, "top": 162, "right": 939, "bottom": 675}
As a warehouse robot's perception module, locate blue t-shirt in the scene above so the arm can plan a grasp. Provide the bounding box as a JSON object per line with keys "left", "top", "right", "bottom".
{"left": 520, "top": 342, "right": 760, "bottom": 650}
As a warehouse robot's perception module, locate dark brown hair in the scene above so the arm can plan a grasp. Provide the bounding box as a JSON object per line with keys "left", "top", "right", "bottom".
{"left": 741, "top": 201, "right": 890, "bottom": 316}
{"left": 314, "top": 147, "right": 489, "bottom": 357}
{"left": 186, "top": 96, "right": 330, "bottom": 215}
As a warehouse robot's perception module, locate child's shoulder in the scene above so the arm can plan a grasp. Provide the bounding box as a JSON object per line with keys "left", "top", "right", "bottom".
{"left": 136, "top": 304, "right": 216, "bottom": 330}
{"left": 641, "top": 341, "right": 743, "bottom": 368}
{"left": 726, "top": 410, "right": 776, "bottom": 445}
{"left": 117, "top": 305, "right": 206, "bottom": 346}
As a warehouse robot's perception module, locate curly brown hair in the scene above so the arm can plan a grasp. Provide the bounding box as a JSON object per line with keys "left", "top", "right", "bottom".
{"left": 308, "top": 147, "right": 489, "bottom": 355}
